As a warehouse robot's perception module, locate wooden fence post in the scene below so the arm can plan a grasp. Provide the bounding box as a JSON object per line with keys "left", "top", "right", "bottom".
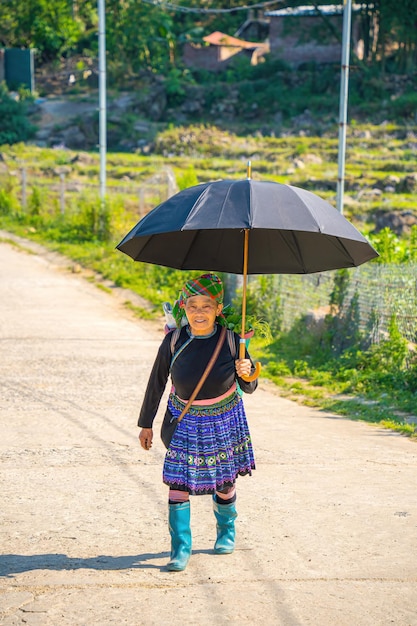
{"left": 21, "top": 167, "right": 27, "bottom": 209}
{"left": 59, "top": 173, "right": 65, "bottom": 214}
{"left": 139, "top": 188, "right": 144, "bottom": 216}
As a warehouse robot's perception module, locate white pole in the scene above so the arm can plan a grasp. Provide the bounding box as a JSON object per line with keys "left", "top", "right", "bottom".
{"left": 98, "top": 0, "right": 106, "bottom": 202}
{"left": 336, "top": 0, "right": 352, "bottom": 214}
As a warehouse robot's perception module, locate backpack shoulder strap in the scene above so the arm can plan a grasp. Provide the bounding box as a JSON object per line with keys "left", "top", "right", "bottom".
{"left": 170, "top": 327, "right": 181, "bottom": 356}
{"left": 227, "top": 329, "right": 237, "bottom": 359}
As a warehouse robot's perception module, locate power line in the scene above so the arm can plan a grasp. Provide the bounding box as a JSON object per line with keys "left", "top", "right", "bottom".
{"left": 141, "top": 0, "right": 284, "bottom": 14}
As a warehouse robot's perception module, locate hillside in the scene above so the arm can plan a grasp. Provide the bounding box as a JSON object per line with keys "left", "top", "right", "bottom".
{"left": 30, "top": 54, "right": 417, "bottom": 148}
{"left": 21, "top": 86, "right": 417, "bottom": 238}
{"left": 0, "top": 52, "right": 415, "bottom": 237}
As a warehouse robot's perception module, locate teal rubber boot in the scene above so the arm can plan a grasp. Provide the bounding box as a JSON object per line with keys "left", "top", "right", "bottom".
{"left": 213, "top": 497, "right": 237, "bottom": 555}
{"left": 167, "top": 502, "right": 192, "bottom": 571}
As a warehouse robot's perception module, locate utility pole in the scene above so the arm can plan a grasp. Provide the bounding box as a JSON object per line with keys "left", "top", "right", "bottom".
{"left": 336, "top": 0, "right": 352, "bottom": 214}
{"left": 98, "top": 0, "right": 106, "bottom": 203}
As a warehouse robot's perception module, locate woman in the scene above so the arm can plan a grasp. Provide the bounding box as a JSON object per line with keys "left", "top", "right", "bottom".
{"left": 138, "top": 273, "right": 257, "bottom": 571}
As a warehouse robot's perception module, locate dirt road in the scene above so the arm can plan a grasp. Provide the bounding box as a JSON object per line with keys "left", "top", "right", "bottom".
{"left": 1, "top": 232, "right": 416, "bottom": 626}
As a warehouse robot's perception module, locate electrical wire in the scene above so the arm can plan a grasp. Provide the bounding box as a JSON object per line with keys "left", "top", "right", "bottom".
{"left": 141, "top": 0, "right": 284, "bottom": 14}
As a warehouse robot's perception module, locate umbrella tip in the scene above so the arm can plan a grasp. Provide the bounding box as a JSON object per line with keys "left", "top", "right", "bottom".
{"left": 246, "top": 160, "right": 252, "bottom": 180}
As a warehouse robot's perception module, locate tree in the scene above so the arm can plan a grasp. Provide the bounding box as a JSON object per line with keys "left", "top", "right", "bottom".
{"left": 350, "top": 0, "right": 417, "bottom": 72}
{"left": 0, "top": 0, "right": 96, "bottom": 60}
{"left": 0, "top": 83, "right": 35, "bottom": 144}
{"left": 1, "top": 0, "right": 416, "bottom": 74}
{"left": 379, "top": 0, "right": 417, "bottom": 72}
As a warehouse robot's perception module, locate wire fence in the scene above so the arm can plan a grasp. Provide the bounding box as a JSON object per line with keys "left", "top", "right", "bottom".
{"left": 241, "top": 264, "right": 417, "bottom": 347}
{"left": 1, "top": 165, "right": 178, "bottom": 218}
{"left": 343, "top": 263, "right": 417, "bottom": 345}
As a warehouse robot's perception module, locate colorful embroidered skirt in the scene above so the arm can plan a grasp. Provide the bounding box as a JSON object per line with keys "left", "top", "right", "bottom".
{"left": 163, "top": 391, "right": 255, "bottom": 495}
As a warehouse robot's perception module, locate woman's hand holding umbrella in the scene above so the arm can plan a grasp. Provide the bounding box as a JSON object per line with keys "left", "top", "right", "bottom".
{"left": 235, "top": 358, "right": 252, "bottom": 379}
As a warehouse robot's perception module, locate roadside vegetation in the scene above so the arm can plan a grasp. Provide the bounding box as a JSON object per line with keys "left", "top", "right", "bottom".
{"left": 1, "top": 132, "right": 417, "bottom": 440}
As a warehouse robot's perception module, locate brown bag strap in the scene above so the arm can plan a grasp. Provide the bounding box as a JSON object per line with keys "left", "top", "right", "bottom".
{"left": 176, "top": 326, "right": 227, "bottom": 424}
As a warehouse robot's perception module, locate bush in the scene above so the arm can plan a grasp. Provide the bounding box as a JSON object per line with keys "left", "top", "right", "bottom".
{"left": 388, "top": 92, "right": 417, "bottom": 120}
{"left": 0, "top": 83, "right": 36, "bottom": 145}
{"left": 176, "top": 166, "right": 198, "bottom": 190}
{"left": 0, "top": 186, "right": 19, "bottom": 215}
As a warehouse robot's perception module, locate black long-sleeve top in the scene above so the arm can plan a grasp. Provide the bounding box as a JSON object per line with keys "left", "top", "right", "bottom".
{"left": 138, "top": 325, "right": 257, "bottom": 428}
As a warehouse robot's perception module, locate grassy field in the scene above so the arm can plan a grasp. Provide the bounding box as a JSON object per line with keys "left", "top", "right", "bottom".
{"left": 3, "top": 120, "right": 417, "bottom": 223}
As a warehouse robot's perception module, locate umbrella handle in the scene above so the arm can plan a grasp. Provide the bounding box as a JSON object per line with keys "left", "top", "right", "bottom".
{"left": 240, "top": 361, "right": 262, "bottom": 383}
{"left": 239, "top": 339, "right": 261, "bottom": 382}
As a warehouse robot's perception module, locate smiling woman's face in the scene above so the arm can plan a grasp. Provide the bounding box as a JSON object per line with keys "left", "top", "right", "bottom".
{"left": 184, "top": 295, "right": 222, "bottom": 336}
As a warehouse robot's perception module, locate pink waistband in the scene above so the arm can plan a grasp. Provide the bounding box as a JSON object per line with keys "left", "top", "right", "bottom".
{"left": 177, "top": 382, "right": 237, "bottom": 406}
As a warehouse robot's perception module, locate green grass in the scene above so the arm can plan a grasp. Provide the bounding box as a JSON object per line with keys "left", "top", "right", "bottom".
{"left": 254, "top": 367, "right": 417, "bottom": 440}
{"left": 3, "top": 124, "right": 417, "bottom": 211}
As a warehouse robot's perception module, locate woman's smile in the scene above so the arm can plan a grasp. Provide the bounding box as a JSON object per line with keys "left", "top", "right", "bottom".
{"left": 184, "top": 295, "right": 223, "bottom": 335}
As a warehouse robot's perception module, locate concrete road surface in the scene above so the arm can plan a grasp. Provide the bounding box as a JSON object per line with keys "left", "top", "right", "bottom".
{"left": 0, "top": 232, "right": 416, "bottom": 626}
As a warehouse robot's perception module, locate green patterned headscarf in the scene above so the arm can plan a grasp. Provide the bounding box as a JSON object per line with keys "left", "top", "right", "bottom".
{"left": 172, "top": 273, "right": 225, "bottom": 328}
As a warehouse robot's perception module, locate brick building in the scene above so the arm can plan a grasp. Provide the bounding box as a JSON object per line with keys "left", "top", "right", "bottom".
{"left": 265, "top": 4, "right": 366, "bottom": 66}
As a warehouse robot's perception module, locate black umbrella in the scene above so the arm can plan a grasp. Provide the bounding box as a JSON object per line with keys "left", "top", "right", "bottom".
{"left": 117, "top": 173, "right": 378, "bottom": 380}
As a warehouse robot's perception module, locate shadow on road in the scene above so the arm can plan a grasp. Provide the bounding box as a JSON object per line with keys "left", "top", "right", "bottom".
{"left": 0, "top": 551, "right": 197, "bottom": 575}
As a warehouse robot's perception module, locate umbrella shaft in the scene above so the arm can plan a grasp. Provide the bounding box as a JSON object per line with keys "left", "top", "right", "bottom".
{"left": 239, "top": 229, "right": 249, "bottom": 359}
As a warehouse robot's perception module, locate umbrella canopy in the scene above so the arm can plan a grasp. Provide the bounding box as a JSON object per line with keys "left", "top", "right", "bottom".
{"left": 117, "top": 179, "right": 378, "bottom": 274}
{"left": 117, "top": 177, "right": 378, "bottom": 380}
